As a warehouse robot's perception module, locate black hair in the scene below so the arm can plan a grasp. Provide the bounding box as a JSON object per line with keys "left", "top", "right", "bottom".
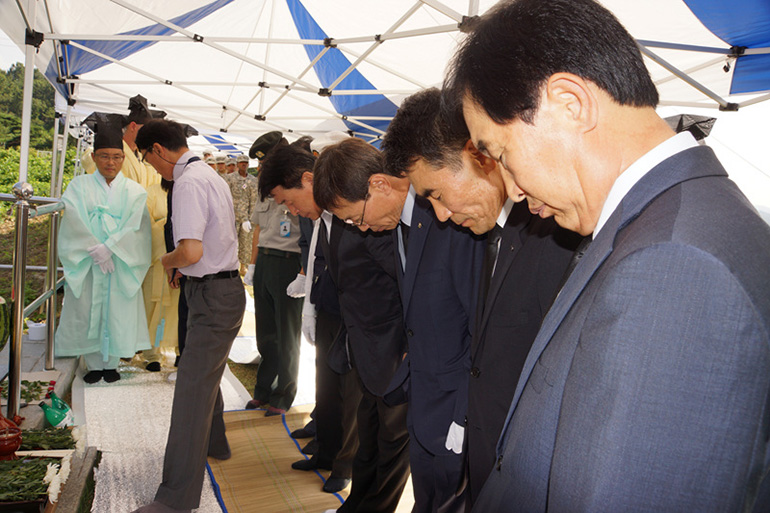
{"left": 313, "top": 138, "right": 381, "bottom": 211}
{"left": 445, "top": 0, "right": 658, "bottom": 125}
{"left": 257, "top": 144, "right": 316, "bottom": 201}
{"left": 382, "top": 88, "right": 469, "bottom": 175}
{"left": 135, "top": 119, "right": 187, "bottom": 152}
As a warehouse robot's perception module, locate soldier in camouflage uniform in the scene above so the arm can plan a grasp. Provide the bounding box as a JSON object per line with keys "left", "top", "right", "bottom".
{"left": 225, "top": 154, "right": 259, "bottom": 272}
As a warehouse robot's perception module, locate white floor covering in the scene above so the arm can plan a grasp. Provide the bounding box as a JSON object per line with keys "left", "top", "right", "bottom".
{"left": 72, "top": 290, "right": 318, "bottom": 512}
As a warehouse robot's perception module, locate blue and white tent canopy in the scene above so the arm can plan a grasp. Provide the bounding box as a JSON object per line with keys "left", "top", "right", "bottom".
{"left": 0, "top": 0, "right": 768, "bottom": 146}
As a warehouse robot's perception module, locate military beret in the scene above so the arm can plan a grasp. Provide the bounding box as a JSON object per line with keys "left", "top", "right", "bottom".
{"left": 236, "top": 154, "right": 250, "bottom": 163}
{"left": 249, "top": 131, "right": 283, "bottom": 160}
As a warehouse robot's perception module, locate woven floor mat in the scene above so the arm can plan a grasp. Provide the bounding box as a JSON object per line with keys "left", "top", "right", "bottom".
{"left": 207, "top": 405, "right": 347, "bottom": 513}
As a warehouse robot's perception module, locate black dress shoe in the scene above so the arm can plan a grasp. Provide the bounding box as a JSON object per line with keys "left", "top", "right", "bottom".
{"left": 103, "top": 369, "right": 121, "bottom": 383}
{"left": 301, "top": 439, "right": 317, "bottom": 455}
{"left": 291, "top": 456, "right": 332, "bottom": 471}
{"left": 290, "top": 427, "right": 315, "bottom": 439}
{"left": 146, "top": 362, "right": 161, "bottom": 372}
{"left": 83, "top": 370, "right": 103, "bottom": 384}
{"left": 323, "top": 477, "right": 351, "bottom": 493}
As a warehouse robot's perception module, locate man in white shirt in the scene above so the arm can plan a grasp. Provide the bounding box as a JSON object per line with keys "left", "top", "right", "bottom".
{"left": 132, "top": 119, "right": 245, "bottom": 513}
{"left": 446, "top": 0, "right": 770, "bottom": 511}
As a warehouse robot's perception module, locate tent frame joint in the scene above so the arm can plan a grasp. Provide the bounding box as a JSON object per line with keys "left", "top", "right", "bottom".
{"left": 193, "top": 34, "right": 204, "bottom": 43}
{"left": 254, "top": 115, "right": 265, "bottom": 121}
{"left": 719, "top": 102, "right": 739, "bottom": 112}
{"left": 458, "top": 15, "right": 481, "bottom": 33}
{"left": 323, "top": 37, "right": 337, "bottom": 48}
{"left": 729, "top": 45, "right": 747, "bottom": 58}
{"left": 318, "top": 88, "right": 332, "bottom": 97}
{"left": 25, "top": 29, "right": 44, "bottom": 48}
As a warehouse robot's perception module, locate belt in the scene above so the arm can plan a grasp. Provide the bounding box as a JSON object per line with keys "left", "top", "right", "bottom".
{"left": 187, "top": 269, "right": 240, "bottom": 282}
{"left": 259, "top": 247, "right": 299, "bottom": 259}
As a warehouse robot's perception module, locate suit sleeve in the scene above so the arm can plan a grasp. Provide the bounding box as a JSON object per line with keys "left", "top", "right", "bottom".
{"left": 549, "top": 242, "right": 770, "bottom": 512}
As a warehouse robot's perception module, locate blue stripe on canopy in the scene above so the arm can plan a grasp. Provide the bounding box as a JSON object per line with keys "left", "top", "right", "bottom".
{"left": 684, "top": 0, "right": 770, "bottom": 95}
{"left": 203, "top": 134, "right": 240, "bottom": 153}
{"left": 45, "top": 0, "right": 234, "bottom": 99}
{"left": 286, "top": 0, "right": 397, "bottom": 144}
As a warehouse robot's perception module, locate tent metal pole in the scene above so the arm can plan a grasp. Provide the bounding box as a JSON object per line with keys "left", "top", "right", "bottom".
{"left": 45, "top": 34, "right": 325, "bottom": 45}
{"left": 332, "top": 24, "right": 458, "bottom": 45}
{"left": 108, "top": 0, "right": 318, "bottom": 91}
{"left": 338, "top": 46, "right": 429, "bottom": 89}
{"left": 739, "top": 93, "right": 770, "bottom": 108}
{"left": 55, "top": 103, "right": 72, "bottom": 197}
{"left": 328, "top": 2, "right": 422, "bottom": 91}
{"left": 639, "top": 45, "right": 729, "bottom": 109}
{"left": 18, "top": 3, "right": 39, "bottom": 184}
{"left": 654, "top": 56, "right": 725, "bottom": 87}
{"left": 260, "top": 47, "right": 330, "bottom": 119}
{"left": 468, "top": 0, "right": 480, "bottom": 16}
{"left": 420, "top": 0, "right": 464, "bottom": 22}
{"left": 637, "top": 40, "right": 728, "bottom": 55}
{"left": 286, "top": 92, "right": 386, "bottom": 136}
{"left": 49, "top": 114, "right": 60, "bottom": 196}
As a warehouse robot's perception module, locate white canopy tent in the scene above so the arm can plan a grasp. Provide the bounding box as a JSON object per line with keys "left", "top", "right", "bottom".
{"left": 0, "top": 0, "right": 768, "bottom": 215}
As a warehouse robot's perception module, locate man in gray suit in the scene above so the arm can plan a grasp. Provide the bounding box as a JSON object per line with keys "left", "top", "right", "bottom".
{"left": 446, "top": 0, "right": 770, "bottom": 511}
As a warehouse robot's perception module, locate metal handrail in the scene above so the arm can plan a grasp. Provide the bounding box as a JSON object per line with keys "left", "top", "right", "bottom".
{"left": 4, "top": 182, "right": 65, "bottom": 419}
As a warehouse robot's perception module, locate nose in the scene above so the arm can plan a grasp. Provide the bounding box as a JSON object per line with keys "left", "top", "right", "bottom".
{"left": 429, "top": 199, "right": 452, "bottom": 222}
{"left": 500, "top": 171, "right": 526, "bottom": 203}
{"left": 356, "top": 224, "right": 369, "bottom": 233}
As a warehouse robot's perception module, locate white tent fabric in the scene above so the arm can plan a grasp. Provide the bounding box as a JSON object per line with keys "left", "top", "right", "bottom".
{"left": 0, "top": 0, "right": 768, "bottom": 216}
{"left": 1, "top": 0, "right": 768, "bottom": 142}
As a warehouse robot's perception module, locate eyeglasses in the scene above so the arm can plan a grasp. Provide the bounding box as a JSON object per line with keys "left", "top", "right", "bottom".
{"left": 94, "top": 153, "right": 125, "bottom": 163}
{"left": 344, "top": 193, "right": 369, "bottom": 226}
{"left": 140, "top": 149, "right": 150, "bottom": 163}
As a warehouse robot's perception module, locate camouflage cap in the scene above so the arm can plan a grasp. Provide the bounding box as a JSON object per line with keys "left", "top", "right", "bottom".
{"left": 236, "top": 154, "right": 250, "bottom": 163}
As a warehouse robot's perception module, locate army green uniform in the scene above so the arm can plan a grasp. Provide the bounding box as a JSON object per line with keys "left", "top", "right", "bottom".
{"left": 225, "top": 172, "right": 259, "bottom": 267}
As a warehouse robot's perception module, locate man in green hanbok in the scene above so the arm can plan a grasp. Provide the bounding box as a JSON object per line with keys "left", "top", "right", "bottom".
{"left": 56, "top": 112, "right": 152, "bottom": 384}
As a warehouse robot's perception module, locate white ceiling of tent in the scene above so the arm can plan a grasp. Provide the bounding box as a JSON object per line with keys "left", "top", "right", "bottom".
{"left": 0, "top": 0, "right": 767, "bottom": 145}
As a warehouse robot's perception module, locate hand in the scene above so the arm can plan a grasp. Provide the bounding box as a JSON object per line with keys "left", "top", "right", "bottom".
{"left": 98, "top": 259, "right": 115, "bottom": 274}
{"left": 286, "top": 274, "right": 306, "bottom": 298}
{"left": 87, "top": 244, "right": 112, "bottom": 265}
{"left": 167, "top": 268, "right": 182, "bottom": 289}
{"left": 445, "top": 421, "right": 464, "bottom": 454}
{"left": 301, "top": 310, "right": 316, "bottom": 344}
{"left": 242, "top": 220, "right": 252, "bottom": 233}
{"left": 301, "top": 299, "right": 316, "bottom": 344}
{"left": 244, "top": 264, "right": 255, "bottom": 286}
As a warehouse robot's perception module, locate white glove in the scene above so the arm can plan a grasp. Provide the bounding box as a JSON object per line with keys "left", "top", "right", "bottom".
{"left": 445, "top": 421, "right": 464, "bottom": 454}
{"left": 286, "top": 274, "right": 307, "bottom": 298}
{"left": 301, "top": 300, "right": 316, "bottom": 344}
{"left": 244, "top": 264, "right": 255, "bottom": 286}
{"left": 242, "top": 220, "right": 252, "bottom": 233}
{"left": 87, "top": 244, "right": 112, "bottom": 265}
{"left": 98, "top": 259, "right": 115, "bottom": 274}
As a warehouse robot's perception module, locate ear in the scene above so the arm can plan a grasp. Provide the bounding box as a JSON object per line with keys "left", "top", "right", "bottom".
{"left": 301, "top": 171, "right": 314, "bottom": 186}
{"left": 465, "top": 139, "right": 497, "bottom": 176}
{"left": 544, "top": 73, "right": 598, "bottom": 133}
{"left": 369, "top": 173, "right": 392, "bottom": 195}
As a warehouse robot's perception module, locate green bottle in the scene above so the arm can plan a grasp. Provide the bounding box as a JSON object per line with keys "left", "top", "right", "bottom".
{"left": 39, "top": 402, "right": 73, "bottom": 428}
{"left": 48, "top": 391, "right": 71, "bottom": 413}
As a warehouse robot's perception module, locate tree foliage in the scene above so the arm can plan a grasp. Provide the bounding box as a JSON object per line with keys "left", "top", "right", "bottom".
{"left": 0, "top": 63, "right": 58, "bottom": 150}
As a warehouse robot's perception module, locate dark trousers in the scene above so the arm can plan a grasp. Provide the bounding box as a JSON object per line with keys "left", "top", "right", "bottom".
{"left": 253, "top": 251, "right": 302, "bottom": 410}
{"left": 155, "top": 276, "right": 245, "bottom": 509}
{"left": 177, "top": 276, "right": 188, "bottom": 356}
{"left": 315, "top": 310, "right": 361, "bottom": 477}
{"left": 339, "top": 374, "right": 410, "bottom": 513}
{"left": 410, "top": 432, "right": 464, "bottom": 513}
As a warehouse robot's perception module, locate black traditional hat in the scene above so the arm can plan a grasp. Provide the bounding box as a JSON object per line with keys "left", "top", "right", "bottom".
{"left": 249, "top": 131, "right": 283, "bottom": 160}
{"left": 127, "top": 94, "right": 153, "bottom": 125}
{"left": 83, "top": 112, "right": 125, "bottom": 151}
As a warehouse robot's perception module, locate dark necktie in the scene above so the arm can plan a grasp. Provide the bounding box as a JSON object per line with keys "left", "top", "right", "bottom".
{"left": 481, "top": 224, "right": 503, "bottom": 302}
{"left": 557, "top": 235, "right": 592, "bottom": 292}
{"left": 400, "top": 221, "right": 410, "bottom": 256}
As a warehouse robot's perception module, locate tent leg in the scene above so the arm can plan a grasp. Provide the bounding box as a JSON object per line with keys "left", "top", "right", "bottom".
{"left": 55, "top": 104, "right": 72, "bottom": 197}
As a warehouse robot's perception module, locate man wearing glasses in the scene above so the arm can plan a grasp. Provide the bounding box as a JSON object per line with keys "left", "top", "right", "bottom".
{"left": 313, "top": 137, "right": 484, "bottom": 512}
{"left": 56, "top": 112, "right": 152, "bottom": 384}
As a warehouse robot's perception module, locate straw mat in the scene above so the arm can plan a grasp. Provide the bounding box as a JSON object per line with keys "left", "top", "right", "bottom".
{"left": 207, "top": 405, "right": 347, "bottom": 513}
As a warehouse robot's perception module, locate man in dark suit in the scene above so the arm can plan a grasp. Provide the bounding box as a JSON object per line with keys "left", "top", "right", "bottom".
{"left": 257, "top": 142, "right": 360, "bottom": 494}
{"left": 262, "top": 140, "right": 409, "bottom": 512}
{"left": 314, "top": 137, "right": 484, "bottom": 512}
{"left": 446, "top": 0, "right": 770, "bottom": 511}
{"left": 385, "top": 88, "right": 579, "bottom": 507}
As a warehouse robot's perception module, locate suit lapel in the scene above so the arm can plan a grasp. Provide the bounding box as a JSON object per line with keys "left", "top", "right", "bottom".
{"left": 495, "top": 145, "right": 729, "bottom": 455}
{"left": 400, "top": 202, "right": 432, "bottom": 315}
